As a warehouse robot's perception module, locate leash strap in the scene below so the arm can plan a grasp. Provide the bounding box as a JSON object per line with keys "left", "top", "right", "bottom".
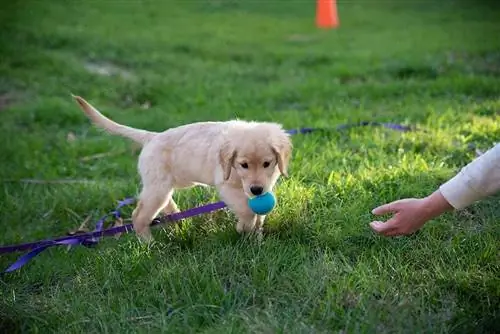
{"left": 1, "top": 123, "right": 413, "bottom": 273}
{"left": 2, "top": 200, "right": 227, "bottom": 273}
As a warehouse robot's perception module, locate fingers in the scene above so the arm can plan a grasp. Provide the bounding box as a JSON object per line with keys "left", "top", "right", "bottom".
{"left": 369, "top": 218, "right": 398, "bottom": 234}
{"left": 370, "top": 218, "right": 418, "bottom": 237}
{"left": 370, "top": 201, "right": 402, "bottom": 236}
{"left": 371, "top": 201, "right": 400, "bottom": 215}
{"left": 370, "top": 198, "right": 425, "bottom": 237}
{"left": 370, "top": 221, "right": 402, "bottom": 236}
{"left": 372, "top": 198, "right": 417, "bottom": 215}
{"left": 369, "top": 221, "right": 386, "bottom": 232}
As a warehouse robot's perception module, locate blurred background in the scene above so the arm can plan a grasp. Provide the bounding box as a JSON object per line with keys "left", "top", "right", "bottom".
{"left": 0, "top": 0, "right": 499, "bottom": 332}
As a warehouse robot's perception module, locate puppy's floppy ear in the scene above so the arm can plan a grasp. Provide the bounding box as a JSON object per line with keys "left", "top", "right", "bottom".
{"left": 219, "top": 142, "right": 237, "bottom": 181}
{"left": 271, "top": 132, "right": 293, "bottom": 177}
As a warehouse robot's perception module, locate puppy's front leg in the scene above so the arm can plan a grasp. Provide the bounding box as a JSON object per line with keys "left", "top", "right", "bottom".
{"left": 255, "top": 215, "right": 266, "bottom": 232}
{"left": 253, "top": 215, "right": 266, "bottom": 243}
{"left": 218, "top": 185, "right": 258, "bottom": 234}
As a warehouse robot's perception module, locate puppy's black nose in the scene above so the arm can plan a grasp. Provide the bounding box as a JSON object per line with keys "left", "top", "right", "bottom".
{"left": 250, "top": 186, "right": 264, "bottom": 196}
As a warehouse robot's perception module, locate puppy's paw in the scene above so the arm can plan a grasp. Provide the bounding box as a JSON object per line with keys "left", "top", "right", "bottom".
{"left": 236, "top": 220, "right": 256, "bottom": 234}
{"left": 135, "top": 228, "right": 154, "bottom": 244}
{"left": 235, "top": 221, "right": 245, "bottom": 234}
{"left": 255, "top": 227, "right": 264, "bottom": 244}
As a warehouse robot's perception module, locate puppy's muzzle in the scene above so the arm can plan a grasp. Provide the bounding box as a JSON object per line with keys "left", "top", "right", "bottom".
{"left": 250, "top": 185, "right": 264, "bottom": 196}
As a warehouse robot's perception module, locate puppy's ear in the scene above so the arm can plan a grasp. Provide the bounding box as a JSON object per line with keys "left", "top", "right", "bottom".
{"left": 271, "top": 133, "right": 293, "bottom": 177}
{"left": 219, "top": 142, "right": 237, "bottom": 181}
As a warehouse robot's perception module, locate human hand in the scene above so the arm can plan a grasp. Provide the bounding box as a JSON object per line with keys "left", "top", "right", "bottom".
{"left": 369, "top": 190, "right": 453, "bottom": 237}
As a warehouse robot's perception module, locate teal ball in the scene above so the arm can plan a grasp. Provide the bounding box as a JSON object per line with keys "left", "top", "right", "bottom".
{"left": 248, "top": 192, "right": 276, "bottom": 215}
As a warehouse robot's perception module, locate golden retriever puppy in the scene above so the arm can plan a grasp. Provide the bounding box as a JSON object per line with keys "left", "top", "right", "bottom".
{"left": 73, "top": 96, "right": 292, "bottom": 242}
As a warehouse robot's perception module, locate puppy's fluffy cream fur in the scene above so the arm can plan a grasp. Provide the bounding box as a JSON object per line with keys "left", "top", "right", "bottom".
{"left": 73, "top": 96, "right": 292, "bottom": 241}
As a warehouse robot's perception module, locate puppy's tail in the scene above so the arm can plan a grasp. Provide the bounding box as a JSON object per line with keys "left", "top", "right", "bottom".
{"left": 72, "top": 95, "right": 157, "bottom": 145}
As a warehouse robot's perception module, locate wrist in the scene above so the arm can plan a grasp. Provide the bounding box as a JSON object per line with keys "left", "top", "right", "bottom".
{"left": 421, "top": 189, "right": 454, "bottom": 220}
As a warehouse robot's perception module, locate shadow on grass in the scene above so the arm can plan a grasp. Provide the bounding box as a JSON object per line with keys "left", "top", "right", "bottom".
{"left": 0, "top": 316, "right": 22, "bottom": 334}
{"left": 261, "top": 169, "right": 496, "bottom": 261}
{"left": 0, "top": 168, "right": 497, "bottom": 333}
{"left": 440, "top": 277, "right": 500, "bottom": 333}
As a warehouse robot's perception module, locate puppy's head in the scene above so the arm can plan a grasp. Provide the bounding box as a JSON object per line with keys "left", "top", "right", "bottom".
{"left": 219, "top": 123, "right": 292, "bottom": 197}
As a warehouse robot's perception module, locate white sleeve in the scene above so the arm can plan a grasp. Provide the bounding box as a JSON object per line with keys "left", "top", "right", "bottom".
{"left": 439, "top": 143, "right": 500, "bottom": 210}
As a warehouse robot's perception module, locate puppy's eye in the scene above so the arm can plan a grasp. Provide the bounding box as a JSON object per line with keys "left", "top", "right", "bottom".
{"left": 263, "top": 161, "right": 270, "bottom": 168}
{"left": 240, "top": 163, "right": 248, "bottom": 169}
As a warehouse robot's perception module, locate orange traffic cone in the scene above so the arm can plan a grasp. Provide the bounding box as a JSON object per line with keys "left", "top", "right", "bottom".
{"left": 316, "top": 0, "right": 339, "bottom": 28}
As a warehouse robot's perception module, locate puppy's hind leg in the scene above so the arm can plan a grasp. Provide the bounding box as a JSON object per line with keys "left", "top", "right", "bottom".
{"left": 132, "top": 183, "right": 174, "bottom": 243}
{"left": 162, "top": 197, "right": 184, "bottom": 230}
{"left": 162, "top": 198, "right": 180, "bottom": 214}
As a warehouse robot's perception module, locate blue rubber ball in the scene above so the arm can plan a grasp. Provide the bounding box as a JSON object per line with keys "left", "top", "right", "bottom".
{"left": 248, "top": 192, "right": 276, "bottom": 215}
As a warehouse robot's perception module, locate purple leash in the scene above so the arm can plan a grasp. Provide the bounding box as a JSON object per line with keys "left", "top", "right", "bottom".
{"left": 1, "top": 200, "right": 227, "bottom": 273}
{"left": 1, "top": 122, "right": 413, "bottom": 273}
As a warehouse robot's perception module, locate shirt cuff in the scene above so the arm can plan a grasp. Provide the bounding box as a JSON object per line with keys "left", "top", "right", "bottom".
{"left": 439, "top": 172, "right": 481, "bottom": 210}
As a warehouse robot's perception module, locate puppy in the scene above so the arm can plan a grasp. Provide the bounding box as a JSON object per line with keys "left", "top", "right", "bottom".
{"left": 73, "top": 96, "right": 292, "bottom": 242}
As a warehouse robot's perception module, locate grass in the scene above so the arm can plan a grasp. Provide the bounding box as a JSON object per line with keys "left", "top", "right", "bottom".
{"left": 1, "top": 0, "right": 499, "bottom": 332}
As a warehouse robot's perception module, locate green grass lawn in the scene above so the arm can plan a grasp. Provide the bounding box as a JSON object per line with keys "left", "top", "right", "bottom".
{"left": 1, "top": 0, "right": 499, "bottom": 332}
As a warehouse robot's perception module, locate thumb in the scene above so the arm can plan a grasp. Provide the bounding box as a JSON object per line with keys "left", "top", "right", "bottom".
{"left": 371, "top": 200, "right": 402, "bottom": 215}
{"left": 369, "top": 217, "right": 398, "bottom": 233}
{"left": 369, "top": 221, "right": 388, "bottom": 233}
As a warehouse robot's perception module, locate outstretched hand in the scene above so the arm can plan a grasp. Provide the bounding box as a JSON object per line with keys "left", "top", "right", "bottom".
{"left": 369, "top": 190, "right": 454, "bottom": 237}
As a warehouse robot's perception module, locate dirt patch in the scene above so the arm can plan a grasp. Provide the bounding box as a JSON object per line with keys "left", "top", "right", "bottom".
{"left": 389, "top": 65, "right": 440, "bottom": 80}
{"left": 0, "top": 92, "right": 21, "bottom": 111}
{"left": 84, "top": 61, "right": 135, "bottom": 80}
{"left": 447, "top": 51, "right": 500, "bottom": 75}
